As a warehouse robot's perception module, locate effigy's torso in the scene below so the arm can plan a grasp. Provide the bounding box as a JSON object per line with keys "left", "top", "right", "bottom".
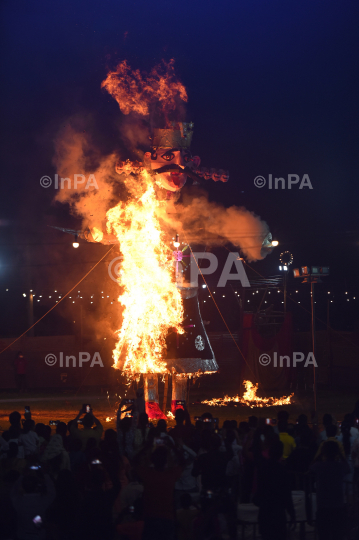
{"left": 166, "top": 286, "right": 218, "bottom": 375}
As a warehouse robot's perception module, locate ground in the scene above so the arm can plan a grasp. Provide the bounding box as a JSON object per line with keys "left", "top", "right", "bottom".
{"left": 0, "top": 385, "right": 357, "bottom": 432}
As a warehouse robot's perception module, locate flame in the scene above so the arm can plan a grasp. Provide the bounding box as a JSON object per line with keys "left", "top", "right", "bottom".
{"left": 106, "top": 169, "right": 183, "bottom": 376}
{"left": 101, "top": 59, "right": 187, "bottom": 122}
{"left": 105, "top": 416, "right": 114, "bottom": 422}
{"left": 91, "top": 226, "right": 104, "bottom": 243}
{"left": 201, "top": 380, "right": 294, "bottom": 409}
{"left": 166, "top": 411, "right": 175, "bottom": 419}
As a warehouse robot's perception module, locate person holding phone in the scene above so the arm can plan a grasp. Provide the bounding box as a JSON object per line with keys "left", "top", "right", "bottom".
{"left": 70, "top": 406, "right": 103, "bottom": 450}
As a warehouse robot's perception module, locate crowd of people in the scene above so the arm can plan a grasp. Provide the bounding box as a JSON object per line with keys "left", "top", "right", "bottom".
{"left": 0, "top": 393, "right": 359, "bottom": 540}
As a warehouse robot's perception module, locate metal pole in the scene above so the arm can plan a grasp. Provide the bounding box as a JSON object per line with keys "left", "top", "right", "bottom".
{"left": 80, "top": 303, "right": 83, "bottom": 352}
{"left": 26, "top": 246, "right": 34, "bottom": 337}
{"left": 327, "top": 298, "right": 333, "bottom": 388}
{"left": 27, "top": 293, "right": 34, "bottom": 336}
{"left": 284, "top": 271, "right": 287, "bottom": 314}
{"left": 310, "top": 279, "right": 317, "bottom": 414}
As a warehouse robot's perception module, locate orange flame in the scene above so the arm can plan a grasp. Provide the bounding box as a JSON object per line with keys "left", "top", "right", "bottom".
{"left": 201, "top": 380, "right": 294, "bottom": 409}
{"left": 101, "top": 59, "right": 187, "bottom": 121}
{"left": 106, "top": 169, "right": 183, "bottom": 376}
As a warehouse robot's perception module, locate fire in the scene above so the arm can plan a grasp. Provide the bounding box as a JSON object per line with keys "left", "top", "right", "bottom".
{"left": 91, "top": 226, "right": 104, "bottom": 243}
{"left": 166, "top": 411, "right": 175, "bottom": 420}
{"left": 106, "top": 169, "right": 183, "bottom": 376}
{"left": 101, "top": 59, "right": 187, "bottom": 120}
{"left": 201, "top": 380, "right": 294, "bottom": 409}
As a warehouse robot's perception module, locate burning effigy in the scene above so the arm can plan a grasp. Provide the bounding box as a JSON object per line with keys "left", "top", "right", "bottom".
{"left": 53, "top": 59, "right": 282, "bottom": 418}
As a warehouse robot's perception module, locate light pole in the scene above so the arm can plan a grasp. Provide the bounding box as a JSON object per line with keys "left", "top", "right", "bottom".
{"left": 279, "top": 251, "right": 293, "bottom": 314}
{"left": 293, "top": 266, "right": 329, "bottom": 416}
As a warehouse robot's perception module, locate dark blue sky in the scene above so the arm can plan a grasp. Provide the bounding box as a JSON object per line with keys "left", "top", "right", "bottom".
{"left": 1, "top": 0, "right": 359, "bottom": 292}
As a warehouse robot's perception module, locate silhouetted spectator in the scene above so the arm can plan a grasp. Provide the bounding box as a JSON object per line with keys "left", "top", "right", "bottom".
{"left": 278, "top": 420, "right": 296, "bottom": 459}
{"left": 46, "top": 469, "right": 81, "bottom": 539}
{"left": 133, "top": 412, "right": 150, "bottom": 455}
{"left": 255, "top": 440, "right": 295, "bottom": 540}
{"left": 68, "top": 437, "right": 86, "bottom": 475}
{"left": 241, "top": 416, "right": 257, "bottom": 502}
{"left": 35, "top": 423, "right": 46, "bottom": 454}
{"left": 2, "top": 411, "right": 22, "bottom": 441}
{"left": 117, "top": 416, "right": 135, "bottom": 459}
{"left": 56, "top": 421, "right": 68, "bottom": 444}
{"left": 11, "top": 470, "right": 55, "bottom": 540}
{"left": 273, "top": 410, "right": 289, "bottom": 434}
{"left": 20, "top": 419, "right": 39, "bottom": 457}
{"left": 311, "top": 440, "right": 350, "bottom": 540}
{"left": 1, "top": 441, "right": 26, "bottom": 479}
{"left": 41, "top": 434, "right": 70, "bottom": 478}
{"left": 116, "top": 497, "right": 144, "bottom": 540}
{"left": 137, "top": 445, "right": 183, "bottom": 540}
{"left": 176, "top": 492, "right": 199, "bottom": 540}
{"left": 118, "top": 469, "right": 144, "bottom": 513}
{"left": 169, "top": 408, "right": 193, "bottom": 446}
{"left": 318, "top": 413, "right": 334, "bottom": 443}
{"left": 82, "top": 463, "right": 120, "bottom": 540}
{"left": 286, "top": 424, "right": 317, "bottom": 474}
{"left": 192, "top": 435, "right": 228, "bottom": 493}
{"left": 314, "top": 424, "right": 345, "bottom": 460}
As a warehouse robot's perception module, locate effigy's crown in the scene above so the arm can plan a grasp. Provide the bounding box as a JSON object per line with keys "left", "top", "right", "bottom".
{"left": 151, "top": 122, "right": 194, "bottom": 149}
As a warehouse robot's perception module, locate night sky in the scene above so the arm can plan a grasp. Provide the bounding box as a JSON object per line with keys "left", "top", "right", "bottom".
{"left": 1, "top": 0, "right": 359, "bottom": 337}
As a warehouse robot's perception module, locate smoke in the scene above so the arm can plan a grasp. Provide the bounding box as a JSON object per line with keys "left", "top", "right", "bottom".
{"left": 118, "top": 116, "right": 150, "bottom": 157}
{"left": 157, "top": 189, "right": 270, "bottom": 262}
{"left": 53, "top": 122, "right": 122, "bottom": 232}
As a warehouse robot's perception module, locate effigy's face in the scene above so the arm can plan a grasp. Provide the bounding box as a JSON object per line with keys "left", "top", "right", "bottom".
{"left": 145, "top": 148, "right": 200, "bottom": 192}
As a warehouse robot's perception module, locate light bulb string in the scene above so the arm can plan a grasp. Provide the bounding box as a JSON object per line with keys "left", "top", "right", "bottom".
{"left": 0, "top": 246, "right": 115, "bottom": 357}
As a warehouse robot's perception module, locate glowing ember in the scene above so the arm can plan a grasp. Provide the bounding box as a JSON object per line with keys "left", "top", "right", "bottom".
{"left": 105, "top": 416, "right": 114, "bottom": 423}
{"left": 106, "top": 170, "right": 184, "bottom": 376}
{"left": 201, "top": 380, "right": 294, "bottom": 409}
